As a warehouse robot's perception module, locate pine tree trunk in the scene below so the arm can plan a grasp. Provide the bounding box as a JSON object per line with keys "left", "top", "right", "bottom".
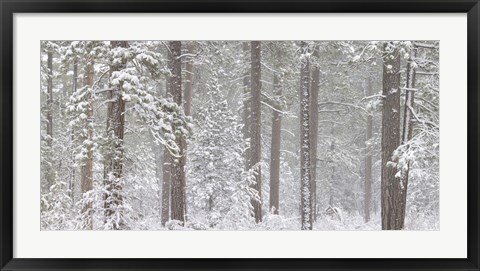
{"left": 70, "top": 58, "right": 78, "bottom": 204}
{"left": 364, "top": 77, "right": 373, "bottom": 222}
{"left": 169, "top": 41, "right": 186, "bottom": 224}
{"left": 46, "top": 51, "right": 55, "bottom": 187}
{"left": 309, "top": 47, "right": 320, "bottom": 221}
{"left": 184, "top": 42, "right": 194, "bottom": 117}
{"left": 398, "top": 46, "right": 418, "bottom": 228}
{"left": 242, "top": 42, "right": 251, "bottom": 171}
{"left": 182, "top": 41, "right": 195, "bottom": 221}
{"left": 269, "top": 62, "right": 282, "bottom": 215}
{"left": 80, "top": 57, "right": 94, "bottom": 230}
{"left": 300, "top": 42, "right": 313, "bottom": 230}
{"left": 161, "top": 76, "right": 171, "bottom": 226}
{"left": 104, "top": 41, "right": 128, "bottom": 230}
{"left": 381, "top": 43, "right": 402, "bottom": 230}
{"left": 250, "top": 41, "right": 262, "bottom": 223}
{"left": 161, "top": 148, "right": 172, "bottom": 225}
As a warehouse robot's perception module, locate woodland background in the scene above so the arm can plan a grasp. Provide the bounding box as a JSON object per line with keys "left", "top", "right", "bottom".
{"left": 40, "top": 41, "right": 439, "bottom": 230}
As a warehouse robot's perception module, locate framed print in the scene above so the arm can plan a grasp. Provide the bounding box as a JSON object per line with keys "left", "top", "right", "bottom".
{"left": 1, "top": 0, "right": 479, "bottom": 270}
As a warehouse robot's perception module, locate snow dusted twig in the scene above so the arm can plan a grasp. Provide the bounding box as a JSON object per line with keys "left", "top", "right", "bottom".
{"left": 361, "top": 94, "right": 385, "bottom": 102}
{"left": 260, "top": 101, "right": 291, "bottom": 116}
{"left": 407, "top": 104, "right": 439, "bottom": 129}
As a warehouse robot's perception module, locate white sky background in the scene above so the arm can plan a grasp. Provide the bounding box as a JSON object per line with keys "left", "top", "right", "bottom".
{"left": 14, "top": 13, "right": 467, "bottom": 258}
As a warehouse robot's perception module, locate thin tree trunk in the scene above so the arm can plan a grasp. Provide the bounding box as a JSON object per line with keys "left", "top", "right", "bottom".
{"left": 250, "top": 41, "right": 262, "bottom": 223}
{"left": 161, "top": 148, "right": 172, "bottom": 225}
{"left": 364, "top": 77, "right": 373, "bottom": 222}
{"left": 243, "top": 42, "right": 251, "bottom": 171}
{"left": 269, "top": 57, "right": 282, "bottom": 215}
{"left": 300, "top": 41, "right": 313, "bottom": 230}
{"left": 182, "top": 41, "right": 195, "bottom": 221}
{"left": 70, "top": 58, "right": 78, "bottom": 204}
{"left": 184, "top": 42, "right": 194, "bottom": 117}
{"left": 104, "top": 41, "right": 128, "bottom": 230}
{"left": 381, "top": 43, "right": 402, "bottom": 230}
{"left": 161, "top": 76, "right": 171, "bottom": 226}
{"left": 309, "top": 46, "right": 320, "bottom": 221}
{"left": 398, "top": 46, "right": 418, "bottom": 228}
{"left": 46, "top": 51, "right": 55, "bottom": 187}
{"left": 80, "top": 57, "right": 94, "bottom": 230}
{"left": 169, "top": 41, "right": 186, "bottom": 224}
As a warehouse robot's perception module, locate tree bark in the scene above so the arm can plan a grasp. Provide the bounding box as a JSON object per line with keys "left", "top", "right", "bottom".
{"left": 161, "top": 75, "right": 171, "bottom": 226}
{"left": 104, "top": 41, "right": 128, "bottom": 230}
{"left": 242, "top": 42, "right": 251, "bottom": 171}
{"left": 161, "top": 146, "right": 172, "bottom": 225}
{"left": 300, "top": 42, "right": 313, "bottom": 230}
{"left": 169, "top": 41, "right": 186, "bottom": 224}
{"left": 381, "top": 43, "right": 402, "bottom": 230}
{"left": 398, "top": 46, "right": 418, "bottom": 228}
{"left": 46, "top": 51, "right": 55, "bottom": 187}
{"left": 309, "top": 46, "right": 320, "bottom": 221}
{"left": 269, "top": 55, "right": 282, "bottom": 215}
{"left": 250, "top": 41, "right": 262, "bottom": 223}
{"left": 70, "top": 57, "right": 78, "bottom": 204}
{"left": 184, "top": 42, "right": 194, "bottom": 117}
{"left": 364, "top": 77, "right": 373, "bottom": 222}
{"left": 80, "top": 56, "right": 94, "bottom": 230}
{"left": 182, "top": 41, "right": 195, "bottom": 221}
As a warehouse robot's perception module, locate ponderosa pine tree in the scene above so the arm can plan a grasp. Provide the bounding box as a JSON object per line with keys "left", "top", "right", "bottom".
{"left": 269, "top": 46, "right": 282, "bottom": 215}
{"left": 104, "top": 41, "right": 129, "bottom": 230}
{"left": 79, "top": 50, "right": 95, "bottom": 230}
{"left": 300, "top": 41, "right": 313, "bottom": 230}
{"left": 46, "top": 49, "right": 54, "bottom": 187}
{"left": 380, "top": 42, "right": 402, "bottom": 230}
{"left": 250, "top": 41, "right": 262, "bottom": 223}
{"left": 397, "top": 45, "right": 418, "bottom": 228}
{"left": 242, "top": 42, "right": 251, "bottom": 172}
{"left": 161, "top": 107, "right": 172, "bottom": 225}
{"left": 169, "top": 41, "right": 186, "bottom": 224}
{"left": 364, "top": 76, "right": 373, "bottom": 222}
{"left": 309, "top": 45, "right": 320, "bottom": 220}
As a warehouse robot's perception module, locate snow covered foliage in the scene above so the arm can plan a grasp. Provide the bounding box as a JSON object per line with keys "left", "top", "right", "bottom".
{"left": 187, "top": 75, "right": 255, "bottom": 229}
{"left": 40, "top": 40, "right": 439, "bottom": 230}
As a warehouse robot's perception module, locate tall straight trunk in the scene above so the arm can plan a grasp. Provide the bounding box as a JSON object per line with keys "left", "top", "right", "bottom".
{"left": 309, "top": 46, "right": 320, "bottom": 221}
{"left": 182, "top": 41, "right": 195, "bottom": 221}
{"left": 46, "top": 51, "right": 55, "bottom": 187}
{"left": 250, "top": 41, "right": 262, "bottom": 223}
{"left": 161, "top": 75, "right": 171, "bottom": 225}
{"left": 364, "top": 77, "right": 373, "bottom": 222}
{"left": 80, "top": 57, "right": 94, "bottom": 230}
{"left": 169, "top": 41, "right": 186, "bottom": 224}
{"left": 381, "top": 43, "right": 402, "bottom": 230}
{"left": 184, "top": 42, "right": 194, "bottom": 117}
{"left": 269, "top": 58, "right": 282, "bottom": 215}
{"left": 242, "top": 42, "right": 251, "bottom": 171}
{"left": 70, "top": 58, "right": 78, "bottom": 203}
{"left": 398, "top": 46, "right": 418, "bottom": 228}
{"left": 300, "top": 41, "right": 313, "bottom": 230}
{"left": 104, "top": 41, "right": 128, "bottom": 230}
{"left": 161, "top": 145, "right": 172, "bottom": 225}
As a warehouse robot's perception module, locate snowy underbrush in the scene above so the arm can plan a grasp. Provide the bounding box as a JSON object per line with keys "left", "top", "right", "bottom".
{"left": 256, "top": 213, "right": 300, "bottom": 230}
{"left": 42, "top": 207, "right": 438, "bottom": 231}
{"left": 314, "top": 211, "right": 381, "bottom": 230}
{"left": 405, "top": 210, "right": 439, "bottom": 230}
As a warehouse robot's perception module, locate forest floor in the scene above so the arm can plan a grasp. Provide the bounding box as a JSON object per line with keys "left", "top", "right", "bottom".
{"left": 132, "top": 211, "right": 439, "bottom": 231}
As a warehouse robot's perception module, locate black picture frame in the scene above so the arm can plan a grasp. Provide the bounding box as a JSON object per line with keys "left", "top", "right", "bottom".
{"left": 1, "top": 0, "right": 478, "bottom": 270}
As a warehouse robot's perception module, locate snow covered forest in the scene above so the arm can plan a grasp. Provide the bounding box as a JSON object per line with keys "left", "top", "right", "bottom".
{"left": 40, "top": 41, "right": 439, "bottom": 230}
